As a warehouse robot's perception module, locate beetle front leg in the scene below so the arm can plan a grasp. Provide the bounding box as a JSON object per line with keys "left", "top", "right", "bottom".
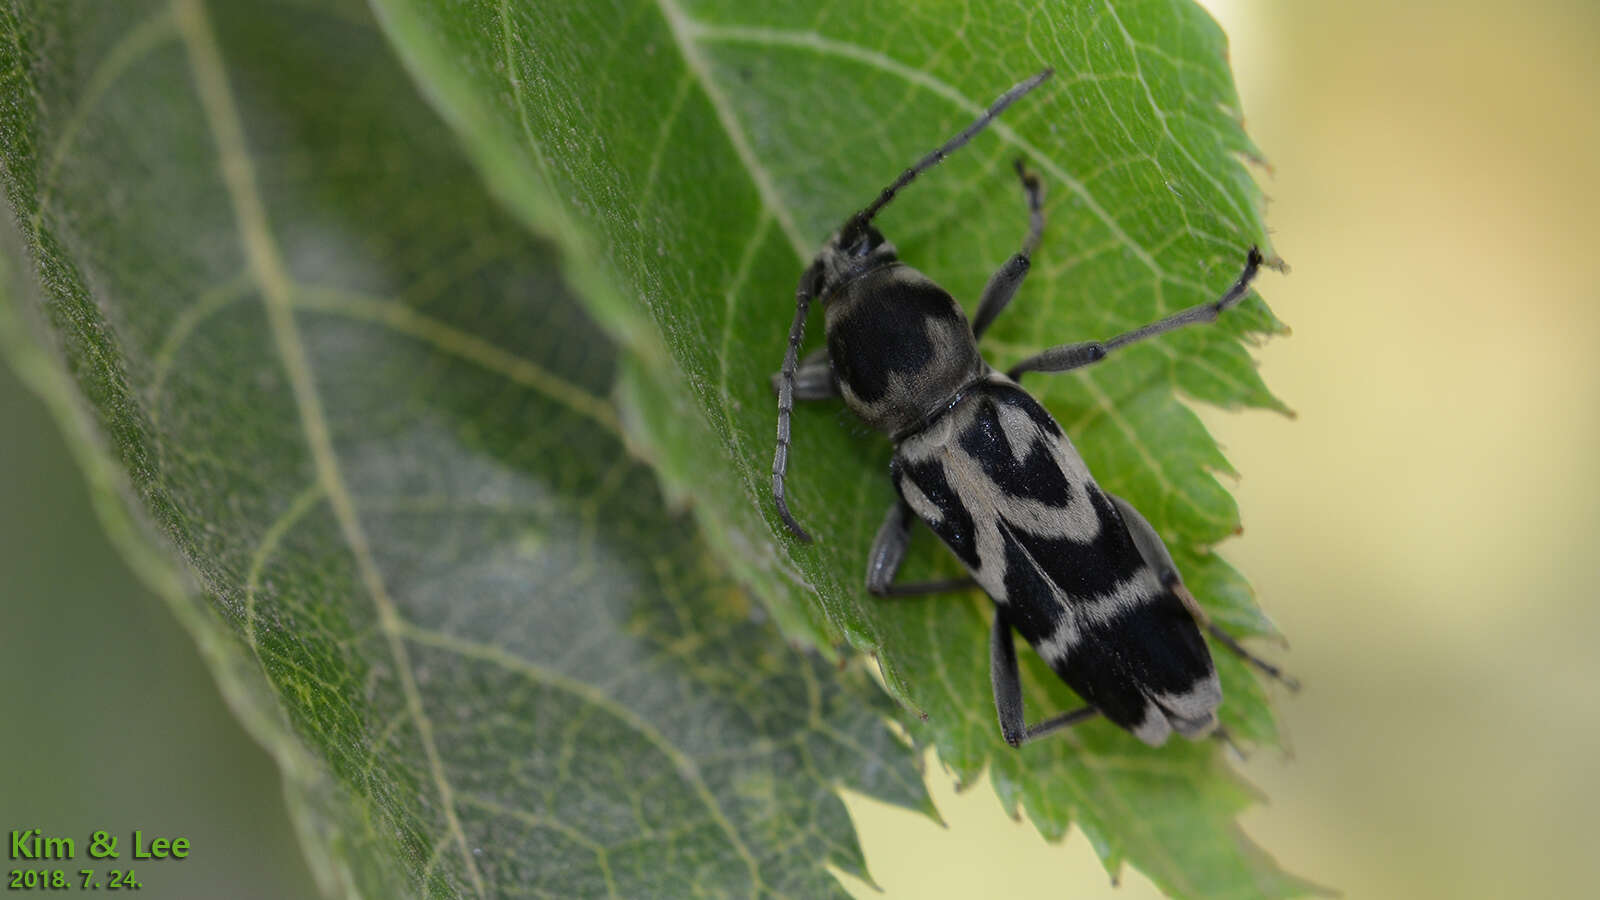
{"left": 972, "top": 159, "right": 1046, "bottom": 341}
{"left": 769, "top": 346, "right": 836, "bottom": 401}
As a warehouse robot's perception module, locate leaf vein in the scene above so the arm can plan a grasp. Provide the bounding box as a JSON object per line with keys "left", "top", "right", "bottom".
{"left": 293, "top": 285, "right": 622, "bottom": 438}
{"left": 396, "top": 620, "right": 771, "bottom": 897}
{"left": 638, "top": 69, "right": 696, "bottom": 209}
{"left": 655, "top": 0, "right": 810, "bottom": 257}
{"left": 243, "top": 480, "right": 325, "bottom": 663}
{"left": 147, "top": 271, "right": 252, "bottom": 419}
{"left": 29, "top": 8, "right": 177, "bottom": 233}
{"left": 172, "top": 1, "right": 487, "bottom": 894}
{"left": 456, "top": 794, "right": 618, "bottom": 899}
{"left": 1102, "top": 1, "right": 1251, "bottom": 227}
{"left": 685, "top": 22, "right": 1161, "bottom": 275}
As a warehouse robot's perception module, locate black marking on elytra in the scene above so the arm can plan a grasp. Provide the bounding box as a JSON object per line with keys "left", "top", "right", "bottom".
{"left": 995, "top": 521, "right": 1066, "bottom": 645}
{"left": 958, "top": 394, "right": 1075, "bottom": 507}
{"left": 894, "top": 455, "right": 980, "bottom": 569}
{"left": 1006, "top": 487, "right": 1144, "bottom": 599}
{"left": 1053, "top": 595, "right": 1215, "bottom": 731}
{"left": 1052, "top": 642, "right": 1153, "bottom": 734}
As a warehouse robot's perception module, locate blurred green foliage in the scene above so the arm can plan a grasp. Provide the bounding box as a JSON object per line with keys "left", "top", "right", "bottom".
{"left": 0, "top": 356, "right": 320, "bottom": 899}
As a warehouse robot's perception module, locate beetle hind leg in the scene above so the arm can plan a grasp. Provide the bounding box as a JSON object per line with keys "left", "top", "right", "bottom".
{"left": 1109, "top": 491, "right": 1300, "bottom": 691}
{"left": 1175, "top": 581, "right": 1301, "bottom": 692}
{"left": 990, "top": 612, "right": 1099, "bottom": 746}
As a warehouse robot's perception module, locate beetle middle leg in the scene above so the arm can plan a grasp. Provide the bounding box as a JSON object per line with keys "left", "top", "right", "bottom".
{"left": 1108, "top": 491, "right": 1300, "bottom": 691}
{"left": 1006, "top": 247, "right": 1264, "bottom": 380}
{"left": 865, "top": 499, "right": 977, "bottom": 597}
{"left": 867, "top": 501, "right": 1101, "bottom": 745}
{"left": 972, "top": 158, "right": 1046, "bottom": 341}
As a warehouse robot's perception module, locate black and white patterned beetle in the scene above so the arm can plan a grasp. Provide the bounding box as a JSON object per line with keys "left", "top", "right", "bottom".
{"left": 770, "top": 69, "right": 1293, "bottom": 747}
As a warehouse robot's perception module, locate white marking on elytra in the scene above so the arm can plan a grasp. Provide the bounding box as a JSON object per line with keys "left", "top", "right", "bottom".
{"left": 1154, "top": 678, "right": 1223, "bottom": 738}
{"left": 993, "top": 393, "right": 1049, "bottom": 464}
{"left": 994, "top": 492, "right": 1100, "bottom": 543}
{"left": 896, "top": 378, "right": 1114, "bottom": 608}
{"left": 1133, "top": 682, "right": 1224, "bottom": 746}
{"left": 1131, "top": 703, "right": 1174, "bottom": 745}
{"left": 1034, "top": 571, "right": 1164, "bottom": 665}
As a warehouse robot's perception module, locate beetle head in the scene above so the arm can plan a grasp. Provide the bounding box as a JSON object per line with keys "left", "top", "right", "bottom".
{"left": 815, "top": 214, "right": 898, "bottom": 298}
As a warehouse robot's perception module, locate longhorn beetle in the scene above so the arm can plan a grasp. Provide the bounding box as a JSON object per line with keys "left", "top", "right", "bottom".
{"left": 770, "top": 69, "right": 1294, "bottom": 747}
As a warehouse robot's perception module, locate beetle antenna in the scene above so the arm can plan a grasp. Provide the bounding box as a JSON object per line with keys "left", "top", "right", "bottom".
{"left": 772, "top": 262, "right": 822, "bottom": 542}
{"left": 850, "top": 68, "right": 1053, "bottom": 235}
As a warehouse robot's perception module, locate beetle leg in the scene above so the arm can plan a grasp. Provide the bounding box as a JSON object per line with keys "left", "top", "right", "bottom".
{"left": 769, "top": 346, "right": 836, "bottom": 401}
{"left": 990, "top": 612, "right": 1099, "bottom": 746}
{"left": 1007, "top": 247, "right": 1264, "bottom": 380}
{"left": 865, "top": 500, "right": 977, "bottom": 597}
{"left": 972, "top": 158, "right": 1046, "bottom": 340}
{"left": 1108, "top": 491, "right": 1299, "bottom": 691}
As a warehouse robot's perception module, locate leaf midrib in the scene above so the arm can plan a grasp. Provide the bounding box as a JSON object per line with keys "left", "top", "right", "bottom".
{"left": 144, "top": 7, "right": 790, "bottom": 892}
{"left": 170, "top": 0, "right": 489, "bottom": 893}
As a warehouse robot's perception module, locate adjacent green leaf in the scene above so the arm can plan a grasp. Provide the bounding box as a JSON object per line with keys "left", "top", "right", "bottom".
{"left": 0, "top": 0, "right": 930, "bottom": 896}
{"left": 369, "top": 0, "right": 1315, "bottom": 894}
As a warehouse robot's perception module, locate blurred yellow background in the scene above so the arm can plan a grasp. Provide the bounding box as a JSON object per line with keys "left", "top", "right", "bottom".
{"left": 846, "top": 0, "right": 1600, "bottom": 897}
{"left": 3, "top": 0, "right": 1597, "bottom": 897}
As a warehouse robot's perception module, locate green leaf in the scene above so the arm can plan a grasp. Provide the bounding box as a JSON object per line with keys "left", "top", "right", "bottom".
{"left": 0, "top": 0, "right": 931, "bottom": 897}
{"left": 369, "top": 0, "right": 1318, "bottom": 895}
